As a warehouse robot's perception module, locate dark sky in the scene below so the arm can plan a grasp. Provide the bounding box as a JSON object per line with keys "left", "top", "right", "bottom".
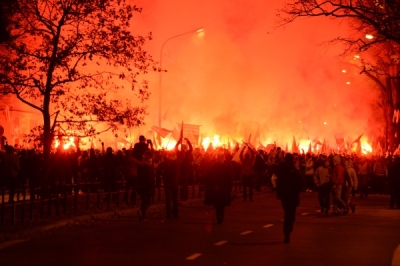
{"left": 128, "top": 0, "right": 378, "bottom": 150}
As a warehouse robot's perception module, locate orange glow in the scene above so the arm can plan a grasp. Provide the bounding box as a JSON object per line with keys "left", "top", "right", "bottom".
{"left": 361, "top": 142, "right": 372, "bottom": 154}
{"left": 201, "top": 135, "right": 225, "bottom": 150}
{"left": 73, "top": 1, "right": 381, "bottom": 151}
{"left": 54, "top": 136, "right": 76, "bottom": 150}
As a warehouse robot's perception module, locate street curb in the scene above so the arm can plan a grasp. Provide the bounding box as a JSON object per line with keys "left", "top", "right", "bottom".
{"left": 0, "top": 197, "right": 207, "bottom": 245}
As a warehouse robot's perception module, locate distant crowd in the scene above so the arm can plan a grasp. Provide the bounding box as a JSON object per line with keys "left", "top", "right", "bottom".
{"left": 0, "top": 137, "right": 399, "bottom": 216}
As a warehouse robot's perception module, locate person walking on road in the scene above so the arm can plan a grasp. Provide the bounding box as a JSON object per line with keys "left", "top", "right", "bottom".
{"left": 137, "top": 150, "right": 155, "bottom": 222}
{"left": 275, "top": 153, "right": 302, "bottom": 244}
{"left": 240, "top": 145, "right": 256, "bottom": 201}
{"left": 158, "top": 151, "right": 180, "bottom": 219}
{"left": 204, "top": 151, "right": 233, "bottom": 224}
{"left": 331, "top": 155, "right": 347, "bottom": 215}
{"left": 343, "top": 158, "right": 358, "bottom": 214}
{"left": 313, "top": 158, "right": 331, "bottom": 215}
{"left": 175, "top": 137, "right": 193, "bottom": 201}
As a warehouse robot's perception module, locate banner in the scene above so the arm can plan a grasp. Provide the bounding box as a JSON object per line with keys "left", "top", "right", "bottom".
{"left": 177, "top": 123, "right": 201, "bottom": 145}
{"left": 151, "top": 126, "right": 172, "bottom": 138}
{"left": 183, "top": 123, "right": 200, "bottom": 145}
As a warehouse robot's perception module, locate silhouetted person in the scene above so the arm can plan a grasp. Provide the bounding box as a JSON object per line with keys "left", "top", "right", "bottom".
{"left": 0, "top": 145, "right": 20, "bottom": 203}
{"left": 137, "top": 150, "right": 154, "bottom": 221}
{"left": 240, "top": 145, "right": 255, "bottom": 201}
{"left": 204, "top": 152, "right": 233, "bottom": 224}
{"left": 276, "top": 153, "right": 302, "bottom": 243}
{"left": 25, "top": 149, "right": 42, "bottom": 200}
{"left": 158, "top": 151, "right": 180, "bottom": 219}
{"left": 175, "top": 137, "right": 193, "bottom": 201}
{"left": 313, "top": 158, "right": 331, "bottom": 215}
{"left": 102, "top": 147, "right": 118, "bottom": 202}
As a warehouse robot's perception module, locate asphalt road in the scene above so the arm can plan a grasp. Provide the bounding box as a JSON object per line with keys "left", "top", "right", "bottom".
{"left": 0, "top": 189, "right": 399, "bottom": 266}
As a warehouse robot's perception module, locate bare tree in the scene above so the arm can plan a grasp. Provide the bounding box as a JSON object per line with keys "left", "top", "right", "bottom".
{"left": 277, "top": 0, "right": 400, "bottom": 52}
{"left": 277, "top": 0, "right": 400, "bottom": 151}
{"left": 0, "top": 0, "right": 157, "bottom": 160}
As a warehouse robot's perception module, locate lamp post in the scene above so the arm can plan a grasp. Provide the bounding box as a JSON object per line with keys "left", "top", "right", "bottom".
{"left": 158, "top": 28, "right": 204, "bottom": 128}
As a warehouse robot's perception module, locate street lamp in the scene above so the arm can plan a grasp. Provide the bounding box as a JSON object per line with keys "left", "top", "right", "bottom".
{"left": 158, "top": 28, "right": 204, "bottom": 128}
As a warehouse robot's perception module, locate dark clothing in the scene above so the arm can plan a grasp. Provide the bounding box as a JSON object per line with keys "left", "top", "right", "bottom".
{"left": 240, "top": 148, "right": 255, "bottom": 201}
{"left": 0, "top": 151, "right": 20, "bottom": 202}
{"left": 175, "top": 141, "right": 193, "bottom": 201}
{"left": 137, "top": 159, "right": 155, "bottom": 220}
{"left": 388, "top": 161, "right": 400, "bottom": 208}
{"left": 101, "top": 153, "right": 119, "bottom": 202}
{"left": 24, "top": 153, "right": 43, "bottom": 200}
{"left": 242, "top": 174, "right": 254, "bottom": 201}
{"left": 253, "top": 154, "right": 266, "bottom": 191}
{"left": 318, "top": 182, "right": 331, "bottom": 212}
{"left": 276, "top": 162, "right": 302, "bottom": 206}
{"left": 276, "top": 158, "right": 302, "bottom": 242}
{"left": 158, "top": 158, "right": 180, "bottom": 218}
{"left": 204, "top": 160, "right": 233, "bottom": 224}
{"left": 49, "top": 151, "right": 71, "bottom": 197}
{"left": 132, "top": 141, "right": 149, "bottom": 161}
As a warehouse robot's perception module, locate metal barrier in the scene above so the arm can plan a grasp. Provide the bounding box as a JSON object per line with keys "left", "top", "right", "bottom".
{"left": 0, "top": 182, "right": 206, "bottom": 228}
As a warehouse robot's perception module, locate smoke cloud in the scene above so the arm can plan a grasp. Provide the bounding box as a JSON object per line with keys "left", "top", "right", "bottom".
{"left": 129, "top": 0, "right": 379, "bottom": 148}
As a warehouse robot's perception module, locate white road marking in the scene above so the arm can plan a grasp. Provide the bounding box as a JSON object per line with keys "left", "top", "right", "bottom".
{"left": 0, "top": 239, "right": 28, "bottom": 250}
{"left": 240, "top": 231, "right": 253, "bottom": 235}
{"left": 301, "top": 213, "right": 309, "bottom": 216}
{"left": 392, "top": 244, "right": 400, "bottom": 266}
{"left": 214, "top": 240, "right": 228, "bottom": 246}
{"left": 186, "top": 253, "right": 202, "bottom": 260}
{"left": 263, "top": 224, "right": 274, "bottom": 228}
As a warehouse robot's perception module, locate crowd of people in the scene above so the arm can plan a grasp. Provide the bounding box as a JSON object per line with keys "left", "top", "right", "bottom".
{"left": 0, "top": 137, "right": 399, "bottom": 228}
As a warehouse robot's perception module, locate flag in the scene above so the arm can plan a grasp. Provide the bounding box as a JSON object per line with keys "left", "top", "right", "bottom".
{"left": 3, "top": 106, "right": 10, "bottom": 123}
{"left": 291, "top": 136, "right": 299, "bottom": 153}
{"left": 179, "top": 121, "right": 183, "bottom": 140}
{"left": 394, "top": 109, "right": 400, "bottom": 124}
{"left": 376, "top": 141, "right": 382, "bottom": 156}
{"left": 352, "top": 134, "right": 363, "bottom": 144}
{"left": 232, "top": 143, "right": 246, "bottom": 165}
{"left": 264, "top": 143, "right": 276, "bottom": 153}
{"left": 172, "top": 126, "right": 180, "bottom": 141}
{"left": 307, "top": 141, "right": 312, "bottom": 154}
{"left": 156, "top": 134, "right": 162, "bottom": 148}
{"left": 356, "top": 141, "right": 362, "bottom": 156}
{"left": 253, "top": 126, "right": 260, "bottom": 147}
{"left": 321, "top": 138, "right": 326, "bottom": 154}
{"left": 162, "top": 107, "right": 170, "bottom": 121}
{"left": 335, "top": 134, "right": 345, "bottom": 145}
{"left": 152, "top": 133, "right": 157, "bottom": 147}
{"left": 257, "top": 142, "right": 265, "bottom": 151}
{"left": 151, "top": 126, "right": 172, "bottom": 138}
